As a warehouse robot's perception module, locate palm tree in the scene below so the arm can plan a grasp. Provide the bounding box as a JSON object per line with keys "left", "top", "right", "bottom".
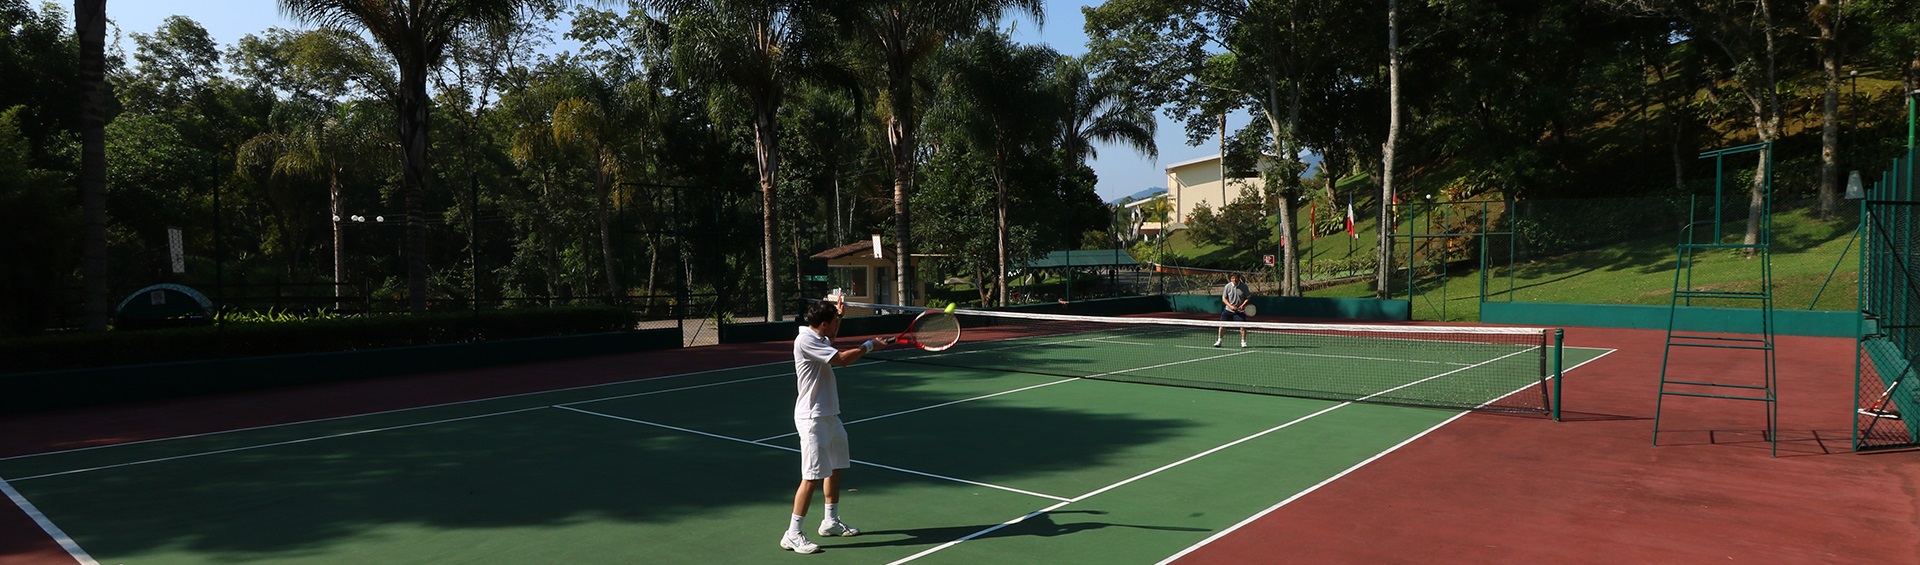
{"left": 1051, "top": 55, "right": 1157, "bottom": 170}
{"left": 651, "top": 0, "right": 831, "bottom": 320}
{"left": 278, "top": 0, "right": 554, "bottom": 313}
{"left": 844, "top": 0, "right": 1043, "bottom": 306}
{"left": 935, "top": 33, "right": 1056, "bottom": 306}
{"left": 550, "top": 68, "right": 648, "bottom": 302}
{"left": 237, "top": 99, "right": 391, "bottom": 309}
{"left": 76, "top": 0, "right": 108, "bottom": 331}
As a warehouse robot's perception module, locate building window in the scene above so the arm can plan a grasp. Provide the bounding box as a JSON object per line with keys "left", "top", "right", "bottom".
{"left": 830, "top": 266, "right": 868, "bottom": 297}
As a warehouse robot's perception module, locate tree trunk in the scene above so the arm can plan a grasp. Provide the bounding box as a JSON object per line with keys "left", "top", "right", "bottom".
{"left": 399, "top": 64, "right": 432, "bottom": 313}
{"left": 995, "top": 154, "right": 1009, "bottom": 307}
{"left": 887, "top": 97, "right": 914, "bottom": 307}
{"left": 1815, "top": 0, "right": 1841, "bottom": 219}
{"left": 597, "top": 163, "right": 618, "bottom": 303}
{"left": 77, "top": 0, "right": 108, "bottom": 331}
{"left": 1378, "top": 0, "right": 1400, "bottom": 299}
{"left": 331, "top": 159, "right": 345, "bottom": 310}
{"left": 1647, "top": 45, "right": 1687, "bottom": 192}
{"left": 1743, "top": 0, "right": 1781, "bottom": 254}
{"left": 754, "top": 106, "right": 780, "bottom": 319}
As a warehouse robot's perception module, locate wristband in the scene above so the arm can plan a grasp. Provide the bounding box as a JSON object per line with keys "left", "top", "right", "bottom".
{"left": 862, "top": 339, "right": 876, "bottom": 353}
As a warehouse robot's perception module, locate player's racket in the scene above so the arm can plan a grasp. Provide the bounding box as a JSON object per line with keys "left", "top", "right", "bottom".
{"left": 887, "top": 305, "right": 961, "bottom": 351}
{"left": 1240, "top": 303, "right": 1258, "bottom": 317}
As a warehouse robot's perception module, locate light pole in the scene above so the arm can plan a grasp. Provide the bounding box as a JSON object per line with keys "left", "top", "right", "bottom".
{"left": 1909, "top": 87, "right": 1917, "bottom": 151}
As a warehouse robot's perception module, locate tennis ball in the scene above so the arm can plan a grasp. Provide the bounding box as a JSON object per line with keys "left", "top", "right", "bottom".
{"left": 945, "top": 303, "right": 957, "bottom": 313}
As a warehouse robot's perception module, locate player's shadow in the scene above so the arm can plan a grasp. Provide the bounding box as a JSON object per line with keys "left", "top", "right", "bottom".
{"left": 825, "top": 510, "right": 1208, "bottom": 550}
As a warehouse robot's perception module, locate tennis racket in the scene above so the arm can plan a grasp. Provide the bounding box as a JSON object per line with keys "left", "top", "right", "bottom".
{"left": 885, "top": 305, "right": 962, "bottom": 351}
{"left": 1239, "top": 303, "right": 1258, "bottom": 317}
{"left": 1858, "top": 368, "right": 1909, "bottom": 422}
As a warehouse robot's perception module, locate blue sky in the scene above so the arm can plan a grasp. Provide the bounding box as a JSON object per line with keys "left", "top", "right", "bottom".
{"left": 102, "top": 0, "right": 1244, "bottom": 202}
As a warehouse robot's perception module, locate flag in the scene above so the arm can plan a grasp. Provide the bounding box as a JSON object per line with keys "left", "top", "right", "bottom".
{"left": 1345, "top": 193, "right": 1358, "bottom": 238}
{"left": 1309, "top": 201, "right": 1318, "bottom": 240}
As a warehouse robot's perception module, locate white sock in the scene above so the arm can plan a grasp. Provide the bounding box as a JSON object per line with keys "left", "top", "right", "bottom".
{"left": 789, "top": 513, "right": 804, "bottom": 533}
{"left": 824, "top": 503, "right": 840, "bottom": 522}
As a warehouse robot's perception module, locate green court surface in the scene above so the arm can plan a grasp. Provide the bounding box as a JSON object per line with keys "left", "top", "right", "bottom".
{"left": 1, "top": 344, "right": 1609, "bottom": 564}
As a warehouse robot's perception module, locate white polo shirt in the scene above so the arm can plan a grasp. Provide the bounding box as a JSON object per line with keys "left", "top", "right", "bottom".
{"left": 793, "top": 325, "right": 842, "bottom": 419}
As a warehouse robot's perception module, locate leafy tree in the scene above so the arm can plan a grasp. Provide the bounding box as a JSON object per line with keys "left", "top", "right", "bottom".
{"left": 549, "top": 64, "right": 648, "bottom": 302}
{"left": 278, "top": 0, "right": 562, "bottom": 313}
{"left": 237, "top": 99, "right": 391, "bottom": 304}
{"left": 1188, "top": 192, "right": 1271, "bottom": 253}
{"left": 1087, "top": 0, "right": 1362, "bottom": 296}
{"left": 119, "top": 15, "right": 222, "bottom": 115}
{"left": 931, "top": 32, "right": 1057, "bottom": 306}
{"left": 646, "top": 0, "right": 834, "bottom": 318}
{"left": 0, "top": 0, "right": 80, "bottom": 167}
{"left": 0, "top": 106, "right": 77, "bottom": 335}
{"left": 1051, "top": 54, "right": 1157, "bottom": 172}
{"left": 841, "top": 0, "right": 1044, "bottom": 306}
{"left": 500, "top": 61, "right": 591, "bottom": 301}
{"left": 1603, "top": 0, "right": 1792, "bottom": 253}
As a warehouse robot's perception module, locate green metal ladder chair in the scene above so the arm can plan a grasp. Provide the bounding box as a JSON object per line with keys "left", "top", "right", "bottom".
{"left": 1653, "top": 142, "right": 1779, "bottom": 457}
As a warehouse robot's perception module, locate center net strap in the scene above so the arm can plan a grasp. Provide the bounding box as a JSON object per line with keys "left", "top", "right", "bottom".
{"left": 834, "top": 301, "right": 1559, "bottom": 414}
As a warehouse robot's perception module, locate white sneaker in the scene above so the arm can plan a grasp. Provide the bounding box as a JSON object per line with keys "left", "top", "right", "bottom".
{"left": 780, "top": 530, "right": 820, "bottom": 554}
{"left": 1240, "top": 340, "right": 1247, "bottom": 348}
{"left": 1211, "top": 339, "right": 1221, "bottom": 347}
{"left": 819, "top": 520, "right": 860, "bottom": 537}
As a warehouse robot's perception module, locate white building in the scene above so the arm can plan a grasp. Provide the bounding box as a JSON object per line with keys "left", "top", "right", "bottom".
{"left": 1164, "top": 154, "right": 1263, "bottom": 229}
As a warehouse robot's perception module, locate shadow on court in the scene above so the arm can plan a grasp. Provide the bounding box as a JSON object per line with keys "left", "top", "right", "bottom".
{"left": 827, "top": 510, "right": 1210, "bottom": 550}
{"left": 5, "top": 367, "right": 1203, "bottom": 562}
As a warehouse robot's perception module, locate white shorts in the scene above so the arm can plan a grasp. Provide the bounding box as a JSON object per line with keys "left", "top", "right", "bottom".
{"left": 796, "top": 415, "right": 849, "bottom": 480}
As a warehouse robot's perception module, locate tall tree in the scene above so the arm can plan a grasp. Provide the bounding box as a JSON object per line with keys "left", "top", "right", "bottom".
{"left": 549, "top": 63, "right": 647, "bottom": 302}
{"left": 1380, "top": 0, "right": 1401, "bottom": 297}
{"left": 1088, "top": 0, "right": 1349, "bottom": 296}
{"left": 237, "top": 99, "right": 390, "bottom": 306}
{"left": 1051, "top": 54, "right": 1158, "bottom": 179}
{"left": 1605, "top": 0, "right": 1786, "bottom": 252}
{"left": 1813, "top": 0, "right": 1842, "bottom": 218}
{"left": 933, "top": 33, "right": 1056, "bottom": 306}
{"left": 844, "top": 0, "right": 1043, "bottom": 306}
{"left": 278, "top": 0, "right": 555, "bottom": 313}
{"left": 649, "top": 0, "right": 830, "bottom": 319}
{"left": 76, "top": 0, "right": 108, "bottom": 331}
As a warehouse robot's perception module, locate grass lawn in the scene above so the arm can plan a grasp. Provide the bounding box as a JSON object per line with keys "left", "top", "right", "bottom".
{"left": 1165, "top": 202, "right": 1862, "bottom": 322}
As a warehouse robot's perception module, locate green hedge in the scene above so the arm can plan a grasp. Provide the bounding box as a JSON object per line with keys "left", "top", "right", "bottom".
{"left": 0, "top": 306, "right": 633, "bottom": 373}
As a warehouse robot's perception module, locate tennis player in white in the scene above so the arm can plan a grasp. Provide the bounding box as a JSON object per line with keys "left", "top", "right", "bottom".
{"left": 781, "top": 296, "right": 889, "bottom": 554}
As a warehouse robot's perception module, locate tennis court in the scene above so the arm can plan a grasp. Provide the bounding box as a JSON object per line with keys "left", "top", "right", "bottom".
{"left": 1, "top": 314, "right": 1609, "bottom": 564}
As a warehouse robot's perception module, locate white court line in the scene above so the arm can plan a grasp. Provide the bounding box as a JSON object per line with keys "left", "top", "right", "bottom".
{"left": 754, "top": 378, "right": 1081, "bottom": 442}
{"left": 759, "top": 348, "right": 1256, "bottom": 443}
{"left": 1562, "top": 347, "right": 1617, "bottom": 373}
{"left": 1071, "top": 335, "right": 1498, "bottom": 366}
{"left": 6, "top": 407, "right": 547, "bottom": 482}
{"left": 555, "top": 372, "right": 789, "bottom": 407}
{"left": 553, "top": 406, "right": 1070, "bottom": 502}
{"left": 1156, "top": 346, "right": 1618, "bottom": 563}
{"left": 1155, "top": 410, "right": 1470, "bottom": 565}
{"left": 889, "top": 401, "right": 1354, "bottom": 564}
{"left": 0, "top": 359, "right": 794, "bottom": 462}
{"left": 1154, "top": 342, "right": 1470, "bottom": 366}
{"left": 1356, "top": 346, "right": 1541, "bottom": 401}
{"left": 6, "top": 371, "right": 798, "bottom": 480}
{"left": 1, "top": 476, "right": 99, "bottom": 564}
{"left": 889, "top": 345, "right": 1551, "bottom": 563}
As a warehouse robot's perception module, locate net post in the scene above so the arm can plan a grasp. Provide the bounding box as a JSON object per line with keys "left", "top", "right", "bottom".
{"left": 1552, "top": 328, "right": 1565, "bottom": 421}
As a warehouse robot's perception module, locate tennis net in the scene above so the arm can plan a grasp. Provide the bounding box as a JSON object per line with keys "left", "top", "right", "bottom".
{"left": 840, "top": 301, "right": 1565, "bottom": 417}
